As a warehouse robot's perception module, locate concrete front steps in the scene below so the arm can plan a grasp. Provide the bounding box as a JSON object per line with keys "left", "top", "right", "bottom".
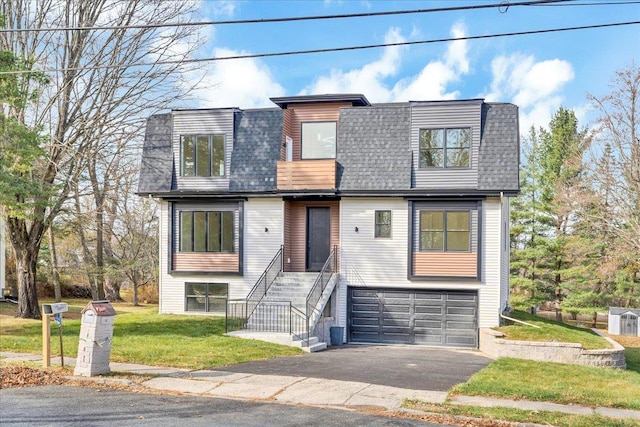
{"left": 226, "top": 331, "right": 328, "bottom": 353}
{"left": 236, "top": 272, "right": 330, "bottom": 352}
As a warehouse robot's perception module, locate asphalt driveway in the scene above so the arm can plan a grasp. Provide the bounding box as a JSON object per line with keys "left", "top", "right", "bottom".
{"left": 217, "top": 344, "right": 492, "bottom": 391}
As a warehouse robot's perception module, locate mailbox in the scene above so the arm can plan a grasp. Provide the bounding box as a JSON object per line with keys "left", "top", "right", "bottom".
{"left": 73, "top": 300, "right": 117, "bottom": 377}
{"left": 42, "top": 302, "right": 68, "bottom": 315}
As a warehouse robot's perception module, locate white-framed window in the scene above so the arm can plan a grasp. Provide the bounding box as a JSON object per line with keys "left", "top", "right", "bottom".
{"left": 419, "top": 210, "right": 470, "bottom": 251}
{"left": 301, "top": 122, "right": 336, "bottom": 159}
{"left": 374, "top": 210, "right": 392, "bottom": 238}
{"left": 179, "top": 211, "right": 234, "bottom": 252}
{"left": 419, "top": 128, "right": 471, "bottom": 168}
{"left": 185, "top": 283, "right": 228, "bottom": 313}
{"left": 181, "top": 134, "right": 225, "bottom": 177}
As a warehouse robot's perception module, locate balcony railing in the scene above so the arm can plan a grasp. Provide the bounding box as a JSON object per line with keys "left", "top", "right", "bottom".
{"left": 276, "top": 159, "right": 336, "bottom": 190}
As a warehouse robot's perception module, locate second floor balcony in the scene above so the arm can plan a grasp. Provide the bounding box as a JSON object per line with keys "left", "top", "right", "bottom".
{"left": 276, "top": 159, "right": 337, "bottom": 191}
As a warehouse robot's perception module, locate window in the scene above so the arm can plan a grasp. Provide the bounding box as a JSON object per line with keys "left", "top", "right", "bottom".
{"left": 374, "top": 210, "right": 392, "bottom": 238}
{"left": 419, "top": 210, "right": 470, "bottom": 251}
{"left": 419, "top": 128, "right": 471, "bottom": 168}
{"left": 185, "top": 283, "right": 227, "bottom": 313}
{"left": 301, "top": 122, "right": 336, "bottom": 159}
{"left": 181, "top": 134, "right": 225, "bottom": 177}
{"left": 179, "top": 211, "right": 234, "bottom": 252}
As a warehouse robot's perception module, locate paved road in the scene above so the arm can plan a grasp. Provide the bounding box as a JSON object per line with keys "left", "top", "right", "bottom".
{"left": 218, "top": 344, "right": 492, "bottom": 391}
{"left": 0, "top": 386, "right": 445, "bottom": 427}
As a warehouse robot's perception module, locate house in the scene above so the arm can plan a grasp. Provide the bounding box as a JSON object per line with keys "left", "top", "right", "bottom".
{"left": 137, "top": 94, "right": 519, "bottom": 351}
{"left": 609, "top": 307, "right": 640, "bottom": 337}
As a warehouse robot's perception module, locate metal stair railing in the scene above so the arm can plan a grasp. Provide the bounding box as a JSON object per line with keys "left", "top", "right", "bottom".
{"left": 225, "top": 245, "right": 283, "bottom": 333}
{"left": 304, "top": 246, "right": 338, "bottom": 345}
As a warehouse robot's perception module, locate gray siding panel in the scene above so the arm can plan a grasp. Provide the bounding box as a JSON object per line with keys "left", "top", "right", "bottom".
{"left": 337, "top": 105, "right": 412, "bottom": 191}
{"left": 411, "top": 101, "right": 481, "bottom": 189}
{"left": 230, "top": 109, "right": 282, "bottom": 191}
{"left": 138, "top": 114, "right": 173, "bottom": 193}
{"left": 172, "top": 109, "right": 235, "bottom": 191}
{"left": 478, "top": 103, "right": 520, "bottom": 191}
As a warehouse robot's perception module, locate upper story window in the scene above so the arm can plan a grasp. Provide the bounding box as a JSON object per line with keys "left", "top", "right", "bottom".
{"left": 419, "top": 210, "right": 470, "bottom": 251}
{"left": 179, "top": 211, "right": 234, "bottom": 252}
{"left": 181, "top": 134, "right": 225, "bottom": 177}
{"left": 301, "top": 122, "right": 336, "bottom": 159}
{"left": 419, "top": 128, "right": 471, "bottom": 168}
{"left": 375, "top": 210, "right": 392, "bottom": 238}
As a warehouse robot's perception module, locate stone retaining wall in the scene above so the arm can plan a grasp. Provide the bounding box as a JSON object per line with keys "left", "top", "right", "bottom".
{"left": 479, "top": 328, "right": 627, "bottom": 369}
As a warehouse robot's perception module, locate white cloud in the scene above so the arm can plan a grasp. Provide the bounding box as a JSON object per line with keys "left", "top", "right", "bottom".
{"left": 299, "top": 27, "right": 406, "bottom": 101}
{"left": 391, "top": 22, "right": 470, "bottom": 101}
{"left": 484, "top": 54, "right": 574, "bottom": 131}
{"left": 194, "top": 48, "right": 286, "bottom": 109}
{"left": 299, "top": 22, "right": 471, "bottom": 103}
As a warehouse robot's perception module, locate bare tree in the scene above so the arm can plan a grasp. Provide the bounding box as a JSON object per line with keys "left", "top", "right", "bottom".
{"left": 1, "top": 0, "right": 204, "bottom": 318}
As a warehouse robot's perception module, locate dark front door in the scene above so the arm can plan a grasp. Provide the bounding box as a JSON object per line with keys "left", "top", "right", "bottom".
{"left": 306, "top": 207, "right": 331, "bottom": 271}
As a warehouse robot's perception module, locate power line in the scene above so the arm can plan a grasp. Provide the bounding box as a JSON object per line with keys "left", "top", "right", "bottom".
{"left": 0, "top": 0, "right": 574, "bottom": 33}
{"left": 1, "top": 20, "right": 636, "bottom": 76}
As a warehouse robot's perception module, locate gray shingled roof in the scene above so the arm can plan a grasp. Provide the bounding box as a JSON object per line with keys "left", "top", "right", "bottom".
{"left": 337, "top": 105, "right": 412, "bottom": 191}
{"left": 478, "top": 103, "right": 520, "bottom": 192}
{"left": 609, "top": 307, "right": 640, "bottom": 316}
{"left": 137, "top": 113, "right": 173, "bottom": 194}
{"left": 229, "top": 109, "right": 283, "bottom": 191}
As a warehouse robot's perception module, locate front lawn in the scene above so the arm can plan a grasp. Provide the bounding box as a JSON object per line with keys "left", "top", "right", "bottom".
{"left": 0, "top": 299, "right": 301, "bottom": 369}
{"left": 450, "top": 357, "right": 640, "bottom": 410}
{"left": 496, "top": 310, "right": 611, "bottom": 349}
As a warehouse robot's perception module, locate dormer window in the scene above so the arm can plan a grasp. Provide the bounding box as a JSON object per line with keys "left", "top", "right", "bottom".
{"left": 181, "top": 134, "right": 225, "bottom": 177}
{"left": 419, "top": 128, "right": 470, "bottom": 168}
{"left": 301, "top": 122, "right": 336, "bottom": 159}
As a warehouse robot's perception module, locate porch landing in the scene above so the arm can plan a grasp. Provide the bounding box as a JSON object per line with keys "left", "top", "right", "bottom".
{"left": 226, "top": 331, "right": 327, "bottom": 353}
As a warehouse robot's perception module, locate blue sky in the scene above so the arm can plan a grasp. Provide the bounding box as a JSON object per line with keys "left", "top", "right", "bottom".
{"left": 183, "top": 0, "right": 639, "bottom": 132}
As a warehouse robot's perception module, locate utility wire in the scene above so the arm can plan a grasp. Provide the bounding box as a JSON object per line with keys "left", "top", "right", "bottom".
{"left": 0, "top": 0, "right": 575, "bottom": 33}
{"left": 1, "top": 20, "right": 637, "bottom": 76}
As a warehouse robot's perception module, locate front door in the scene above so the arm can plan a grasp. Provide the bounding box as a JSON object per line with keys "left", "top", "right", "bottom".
{"left": 306, "top": 207, "right": 331, "bottom": 271}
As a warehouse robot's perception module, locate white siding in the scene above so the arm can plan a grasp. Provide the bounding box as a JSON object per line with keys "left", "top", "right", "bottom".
{"left": 338, "top": 197, "right": 504, "bottom": 330}
{"left": 411, "top": 101, "right": 481, "bottom": 189}
{"left": 478, "top": 198, "right": 502, "bottom": 327}
{"left": 242, "top": 198, "right": 285, "bottom": 299}
{"left": 158, "top": 198, "right": 284, "bottom": 314}
{"left": 500, "top": 197, "right": 511, "bottom": 311}
{"left": 172, "top": 109, "right": 235, "bottom": 191}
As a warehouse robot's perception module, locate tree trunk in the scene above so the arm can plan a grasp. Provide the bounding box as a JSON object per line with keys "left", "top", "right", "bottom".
{"left": 132, "top": 270, "right": 139, "bottom": 306}
{"left": 15, "top": 246, "right": 41, "bottom": 319}
{"left": 48, "top": 226, "right": 62, "bottom": 302}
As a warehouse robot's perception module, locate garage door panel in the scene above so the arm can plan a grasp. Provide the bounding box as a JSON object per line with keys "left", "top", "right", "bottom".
{"left": 349, "top": 288, "right": 477, "bottom": 347}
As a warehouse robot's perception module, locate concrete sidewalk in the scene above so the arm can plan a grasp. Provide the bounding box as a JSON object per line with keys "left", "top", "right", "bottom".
{"left": 2, "top": 352, "right": 639, "bottom": 421}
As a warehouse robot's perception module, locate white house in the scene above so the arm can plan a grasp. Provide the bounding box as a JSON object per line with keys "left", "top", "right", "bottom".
{"left": 137, "top": 94, "right": 520, "bottom": 350}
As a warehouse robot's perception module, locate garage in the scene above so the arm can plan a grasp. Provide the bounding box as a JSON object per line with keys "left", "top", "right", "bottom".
{"left": 347, "top": 288, "right": 478, "bottom": 347}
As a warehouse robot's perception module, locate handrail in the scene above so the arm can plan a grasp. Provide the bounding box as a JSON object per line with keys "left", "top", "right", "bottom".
{"left": 305, "top": 245, "right": 338, "bottom": 343}
{"left": 244, "top": 245, "right": 284, "bottom": 320}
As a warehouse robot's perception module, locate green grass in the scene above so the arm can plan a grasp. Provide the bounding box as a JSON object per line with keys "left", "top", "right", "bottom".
{"left": 496, "top": 310, "right": 611, "bottom": 349}
{"left": 403, "top": 401, "right": 640, "bottom": 427}
{"left": 451, "top": 357, "right": 640, "bottom": 410}
{"left": 0, "top": 299, "right": 301, "bottom": 369}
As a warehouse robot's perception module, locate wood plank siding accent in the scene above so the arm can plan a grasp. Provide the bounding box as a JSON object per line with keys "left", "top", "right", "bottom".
{"left": 286, "top": 102, "right": 349, "bottom": 161}
{"left": 281, "top": 109, "right": 294, "bottom": 161}
{"left": 412, "top": 252, "right": 477, "bottom": 277}
{"left": 284, "top": 200, "right": 340, "bottom": 272}
{"left": 276, "top": 159, "right": 336, "bottom": 190}
{"left": 173, "top": 252, "right": 239, "bottom": 272}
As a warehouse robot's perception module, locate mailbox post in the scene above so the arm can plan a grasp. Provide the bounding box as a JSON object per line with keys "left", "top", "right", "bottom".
{"left": 74, "top": 300, "right": 117, "bottom": 377}
{"left": 41, "top": 302, "right": 68, "bottom": 368}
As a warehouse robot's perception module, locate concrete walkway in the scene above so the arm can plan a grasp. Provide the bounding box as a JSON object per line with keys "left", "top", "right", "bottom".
{"left": 2, "top": 352, "right": 639, "bottom": 421}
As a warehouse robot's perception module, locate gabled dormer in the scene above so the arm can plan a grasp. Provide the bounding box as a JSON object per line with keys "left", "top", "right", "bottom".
{"left": 270, "top": 94, "right": 370, "bottom": 191}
